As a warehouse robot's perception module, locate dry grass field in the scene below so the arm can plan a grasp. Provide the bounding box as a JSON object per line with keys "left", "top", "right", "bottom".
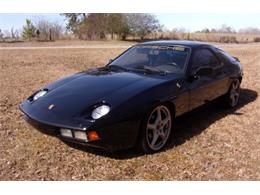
{"left": 0, "top": 42, "right": 259, "bottom": 180}
{"left": 157, "top": 32, "right": 260, "bottom": 43}
{"left": 0, "top": 40, "right": 135, "bottom": 48}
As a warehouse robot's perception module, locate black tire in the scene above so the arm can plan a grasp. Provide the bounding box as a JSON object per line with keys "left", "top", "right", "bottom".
{"left": 222, "top": 79, "right": 241, "bottom": 108}
{"left": 138, "top": 104, "right": 173, "bottom": 153}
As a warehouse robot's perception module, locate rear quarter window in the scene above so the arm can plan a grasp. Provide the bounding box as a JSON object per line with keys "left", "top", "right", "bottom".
{"left": 191, "top": 48, "right": 220, "bottom": 71}
{"left": 216, "top": 48, "right": 236, "bottom": 63}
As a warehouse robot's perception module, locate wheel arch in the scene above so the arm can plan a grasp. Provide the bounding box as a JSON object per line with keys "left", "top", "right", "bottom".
{"left": 163, "top": 101, "right": 176, "bottom": 119}
{"left": 238, "top": 75, "right": 243, "bottom": 83}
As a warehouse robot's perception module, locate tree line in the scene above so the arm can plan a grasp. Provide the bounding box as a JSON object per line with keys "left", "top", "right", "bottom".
{"left": 1, "top": 14, "right": 260, "bottom": 42}
{"left": 0, "top": 13, "right": 162, "bottom": 42}
{"left": 22, "top": 18, "right": 64, "bottom": 41}
{"left": 0, "top": 18, "right": 63, "bottom": 42}
{"left": 197, "top": 24, "right": 260, "bottom": 34}
{"left": 61, "top": 13, "right": 163, "bottom": 40}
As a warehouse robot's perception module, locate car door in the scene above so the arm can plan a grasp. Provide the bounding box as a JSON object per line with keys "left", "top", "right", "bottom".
{"left": 188, "top": 47, "right": 222, "bottom": 110}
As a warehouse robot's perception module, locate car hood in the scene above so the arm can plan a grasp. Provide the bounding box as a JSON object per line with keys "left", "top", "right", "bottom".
{"left": 29, "top": 69, "right": 168, "bottom": 115}
{"left": 21, "top": 68, "right": 183, "bottom": 128}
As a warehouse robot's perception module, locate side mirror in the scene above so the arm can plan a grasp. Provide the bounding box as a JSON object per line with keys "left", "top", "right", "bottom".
{"left": 187, "top": 66, "right": 213, "bottom": 82}
{"left": 196, "top": 66, "right": 213, "bottom": 76}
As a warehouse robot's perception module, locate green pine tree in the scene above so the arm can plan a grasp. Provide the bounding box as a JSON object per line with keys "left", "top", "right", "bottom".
{"left": 22, "top": 19, "right": 36, "bottom": 41}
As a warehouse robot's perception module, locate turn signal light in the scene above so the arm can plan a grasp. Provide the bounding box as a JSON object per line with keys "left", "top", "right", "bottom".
{"left": 87, "top": 131, "right": 100, "bottom": 141}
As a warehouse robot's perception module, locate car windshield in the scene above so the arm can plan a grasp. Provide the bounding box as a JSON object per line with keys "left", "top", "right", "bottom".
{"left": 109, "top": 45, "right": 191, "bottom": 74}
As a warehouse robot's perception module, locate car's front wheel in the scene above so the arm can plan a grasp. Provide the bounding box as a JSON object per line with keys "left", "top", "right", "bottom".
{"left": 139, "top": 104, "right": 173, "bottom": 153}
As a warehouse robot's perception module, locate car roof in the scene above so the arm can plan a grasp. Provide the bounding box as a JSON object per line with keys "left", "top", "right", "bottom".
{"left": 137, "top": 40, "right": 213, "bottom": 49}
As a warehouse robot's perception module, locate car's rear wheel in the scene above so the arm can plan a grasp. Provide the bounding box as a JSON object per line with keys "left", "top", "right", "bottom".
{"left": 139, "top": 104, "right": 173, "bottom": 153}
{"left": 224, "top": 79, "right": 241, "bottom": 108}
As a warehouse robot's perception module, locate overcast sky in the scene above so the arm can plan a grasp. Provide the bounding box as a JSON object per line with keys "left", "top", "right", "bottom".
{"left": 0, "top": 13, "right": 260, "bottom": 32}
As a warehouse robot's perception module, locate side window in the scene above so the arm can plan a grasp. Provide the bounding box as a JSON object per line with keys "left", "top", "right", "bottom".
{"left": 191, "top": 48, "right": 219, "bottom": 71}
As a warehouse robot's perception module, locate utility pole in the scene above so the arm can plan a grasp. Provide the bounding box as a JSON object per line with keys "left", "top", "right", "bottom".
{"left": 49, "top": 28, "right": 52, "bottom": 41}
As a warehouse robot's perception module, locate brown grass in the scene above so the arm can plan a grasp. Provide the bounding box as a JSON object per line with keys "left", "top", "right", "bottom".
{"left": 0, "top": 40, "right": 135, "bottom": 47}
{"left": 156, "top": 32, "right": 260, "bottom": 43}
{"left": 0, "top": 43, "right": 259, "bottom": 180}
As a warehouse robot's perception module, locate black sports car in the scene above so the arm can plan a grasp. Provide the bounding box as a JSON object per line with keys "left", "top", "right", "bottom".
{"left": 20, "top": 40, "right": 243, "bottom": 153}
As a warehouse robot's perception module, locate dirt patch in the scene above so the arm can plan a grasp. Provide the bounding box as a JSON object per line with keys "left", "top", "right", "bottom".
{"left": 0, "top": 44, "right": 259, "bottom": 180}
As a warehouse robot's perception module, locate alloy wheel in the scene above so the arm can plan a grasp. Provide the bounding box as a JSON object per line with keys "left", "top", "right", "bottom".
{"left": 145, "top": 105, "right": 172, "bottom": 151}
{"left": 229, "top": 80, "right": 240, "bottom": 107}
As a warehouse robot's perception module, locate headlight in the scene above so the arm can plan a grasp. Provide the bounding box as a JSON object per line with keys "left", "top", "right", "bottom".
{"left": 91, "top": 105, "right": 110, "bottom": 119}
{"left": 33, "top": 90, "right": 47, "bottom": 101}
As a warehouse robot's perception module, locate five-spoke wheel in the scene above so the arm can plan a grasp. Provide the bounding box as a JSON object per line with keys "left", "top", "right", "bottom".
{"left": 139, "top": 104, "right": 172, "bottom": 153}
{"left": 222, "top": 79, "right": 241, "bottom": 108}
{"left": 229, "top": 79, "right": 240, "bottom": 107}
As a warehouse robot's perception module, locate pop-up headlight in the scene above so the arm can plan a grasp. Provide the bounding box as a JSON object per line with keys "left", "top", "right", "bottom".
{"left": 91, "top": 105, "right": 110, "bottom": 120}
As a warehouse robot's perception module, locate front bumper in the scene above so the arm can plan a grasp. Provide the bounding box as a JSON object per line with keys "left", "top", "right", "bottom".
{"left": 23, "top": 114, "right": 121, "bottom": 151}
{"left": 20, "top": 106, "right": 140, "bottom": 152}
{"left": 20, "top": 95, "right": 142, "bottom": 151}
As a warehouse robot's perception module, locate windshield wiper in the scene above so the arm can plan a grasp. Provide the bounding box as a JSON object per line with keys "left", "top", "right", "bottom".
{"left": 135, "top": 65, "right": 167, "bottom": 75}
{"left": 106, "top": 65, "right": 130, "bottom": 72}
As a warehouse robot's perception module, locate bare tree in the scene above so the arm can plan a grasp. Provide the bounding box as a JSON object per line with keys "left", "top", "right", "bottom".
{"left": 172, "top": 27, "right": 188, "bottom": 33}
{"left": 200, "top": 28, "right": 210, "bottom": 33}
{"left": 3, "top": 29, "right": 11, "bottom": 38}
{"left": 34, "top": 18, "right": 64, "bottom": 41}
{"left": 126, "top": 14, "right": 162, "bottom": 40}
{"left": 239, "top": 27, "right": 260, "bottom": 34}
{"left": 51, "top": 22, "right": 64, "bottom": 39}
{"left": 61, "top": 13, "right": 86, "bottom": 34}
{"left": 10, "top": 28, "right": 20, "bottom": 40}
{"left": 35, "top": 19, "right": 50, "bottom": 40}
{"left": 0, "top": 29, "right": 4, "bottom": 41}
{"left": 218, "top": 24, "right": 236, "bottom": 33}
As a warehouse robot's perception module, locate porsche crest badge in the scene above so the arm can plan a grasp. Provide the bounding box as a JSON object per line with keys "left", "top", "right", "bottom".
{"left": 48, "top": 104, "right": 55, "bottom": 110}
